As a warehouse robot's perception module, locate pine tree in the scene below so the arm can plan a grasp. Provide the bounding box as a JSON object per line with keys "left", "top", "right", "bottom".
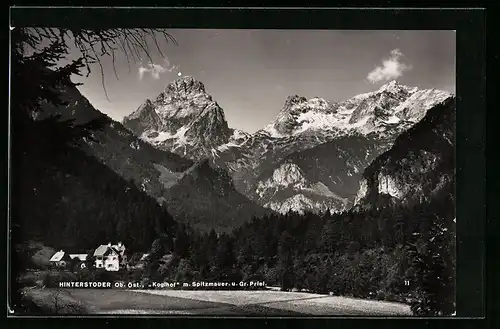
{"left": 174, "top": 223, "right": 190, "bottom": 259}
{"left": 319, "top": 218, "right": 339, "bottom": 254}
{"left": 407, "top": 211, "right": 455, "bottom": 316}
{"left": 277, "top": 231, "right": 295, "bottom": 291}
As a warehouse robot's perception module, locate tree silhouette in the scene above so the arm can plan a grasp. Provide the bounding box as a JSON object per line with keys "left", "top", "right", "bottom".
{"left": 15, "top": 28, "right": 177, "bottom": 98}
{"left": 10, "top": 27, "right": 179, "bottom": 314}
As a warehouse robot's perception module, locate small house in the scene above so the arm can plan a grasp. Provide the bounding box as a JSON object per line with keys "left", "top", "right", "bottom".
{"left": 49, "top": 250, "right": 71, "bottom": 268}
{"left": 69, "top": 254, "right": 88, "bottom": 270}
{"left": 93, "top": 242, "right": 127, "bottom": 271}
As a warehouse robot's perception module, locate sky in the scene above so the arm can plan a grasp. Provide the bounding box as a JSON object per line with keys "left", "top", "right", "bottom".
{"left": 73, "top": 29, "right": 456, "bottom": 133}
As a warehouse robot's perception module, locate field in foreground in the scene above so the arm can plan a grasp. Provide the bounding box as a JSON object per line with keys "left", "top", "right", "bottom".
{"left": 23, "top": 288, "right": 412, "bottom": 316}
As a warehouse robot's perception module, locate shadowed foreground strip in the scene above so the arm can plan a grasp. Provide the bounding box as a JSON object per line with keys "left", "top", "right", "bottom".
{"left": 137, "top": 290, "right": 412, "bottom": 316}
{"left": 24, "top": 288, "right": 411, "bottom": 316}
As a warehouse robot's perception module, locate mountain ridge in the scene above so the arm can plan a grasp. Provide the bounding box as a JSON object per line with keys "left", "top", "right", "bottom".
{"left": 123, "top": 76, "right": 454, "bottom": 215}
{"left": 353, "top": 96, "right": 455, "bottom": 209}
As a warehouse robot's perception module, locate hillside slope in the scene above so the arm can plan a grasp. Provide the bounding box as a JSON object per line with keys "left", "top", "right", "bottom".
{"left": 11, "top": 130, "right": 177, "bottom": 252}
{"left": 163, "top": 160, "right": 271, "bottom": 232}
{"left": 39, "top": 83, "right": 193, "bottom": 197}
{"left": 354, "top": 96, "right": 455, "bottom": 209}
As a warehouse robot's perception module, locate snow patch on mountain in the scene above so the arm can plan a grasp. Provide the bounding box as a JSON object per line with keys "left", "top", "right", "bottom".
{"left": 393, "top": 89, "right": 452, "bottom": 122}
{"left": 230, "top": 129, "right": 251, "bottom": 143}
{"left": 269, "top": 163, "right": 306, "bottom": 187}
{"left": 353, "top": 80, "right": 418, "bottom": 100}
{"left": 129, "top": 140, "right": 141, "bottom": 150}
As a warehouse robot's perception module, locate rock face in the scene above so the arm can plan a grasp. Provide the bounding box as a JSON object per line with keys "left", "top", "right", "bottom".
{"left": 123, "top": 76, "right": 233, "bottom": 161}
{"left": 123, "top": 76, "right": 453, "bottom": 216}
{"left": 255, "top": 162, "right": 349, "bottom": 214}
{"left": 353, "top": 96, "right": 455, "bottom": 209}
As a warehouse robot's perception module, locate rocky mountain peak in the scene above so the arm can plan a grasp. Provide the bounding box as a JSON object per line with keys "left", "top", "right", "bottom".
{"left": 165, "top": 76, "right": 206, "bottom": 95}
{"left": 375, "top": 80, "right": 419, "bottom": 96}
{"left": 126, "top": 99, "right": 153, "bottom": 119}
{"left": 123, "top": 76, "right": 233, "bottom": 161}
{"left": 272, "top": 162, "right": 306, "bottom": 186}
{"left": 377, "top": 80, "right": 399, "bottom": 91}
{"left": 279, "top": 95, "right": 335, "bottom": 116}
{"left": 283, "top": 95, "right": 308, "bottom": 111}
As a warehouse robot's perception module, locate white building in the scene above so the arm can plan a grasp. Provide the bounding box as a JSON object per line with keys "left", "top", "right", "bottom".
{"left": 93, "top": 242, "right": 127, "bottom": 271}
{"left": 49, "top": 250, "right": 71, "bottom": 268}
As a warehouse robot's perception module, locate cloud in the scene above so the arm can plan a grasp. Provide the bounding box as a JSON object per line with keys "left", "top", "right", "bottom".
{"left": 367, "top": 48, "right": 412, "bottom": 84}
{"left": 138, "top": 58, "right": 179, "bottom": 80}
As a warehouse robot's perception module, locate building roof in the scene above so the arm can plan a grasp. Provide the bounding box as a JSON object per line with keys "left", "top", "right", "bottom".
{"left": 112, "top": 244, "right": 126, "bottom": 253}
{"left": 69, "top": 254, "right": 87, "bottom": 261}
{"left": 93, "top": 245, "right": 119, "bottom": 257}
{"left": 49, "top": 250, "right": 67, "bottom": 262}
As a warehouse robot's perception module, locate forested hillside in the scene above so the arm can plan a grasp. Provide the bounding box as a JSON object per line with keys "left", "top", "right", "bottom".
{"left": 163, "top": 160, "right": 272, "bottom": 232}
{"left": 10, "top": 28, "right": 178, "bottom": 253}
{"left": 11, "top": 134, "right": 177, "bottom": 252}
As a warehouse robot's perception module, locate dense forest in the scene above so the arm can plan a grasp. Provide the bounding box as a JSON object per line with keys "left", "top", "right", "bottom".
{"left": 140, "top": 96, "right": 456, "bottom": 316}
{"left": 143, "top": 186, "right": 455, "bottom": 316}
{"left": 11, "top": 139, "right": 177, "bottom": 252}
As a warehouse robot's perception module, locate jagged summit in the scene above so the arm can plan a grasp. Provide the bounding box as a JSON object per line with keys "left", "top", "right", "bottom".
{"left": 377, "top": 80, "right": 400, "bottom": 92}
{"left": 281, "top": 95, "right": 333, "bottom": 113}
{"left": 165, "top": 76, "right": 206, "bottom": 95}
{"left": 123, "top": 76, "right": 232, "bottom": 161}
{"left": 376, "top": 80, "right": 418, "bottom": 95}
{"left": 262, "top": 82, "right": 451, "bottom": 138}
{"left": 283, "top": 95, "right": 308, "bottom": 110}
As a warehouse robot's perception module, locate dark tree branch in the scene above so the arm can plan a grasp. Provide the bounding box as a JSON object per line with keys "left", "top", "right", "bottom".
{"left": 18, "top": 28, "right": 178, "bottom": 99}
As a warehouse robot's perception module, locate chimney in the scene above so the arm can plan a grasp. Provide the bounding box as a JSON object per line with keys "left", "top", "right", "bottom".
{"left": 107, "top": 242, "right": 112, "bottom": 247}
{"left": 118, "top": 242, "right": 122, "bottom": 248}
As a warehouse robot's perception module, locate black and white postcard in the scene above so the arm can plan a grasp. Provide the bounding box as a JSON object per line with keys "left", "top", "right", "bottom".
{"left": 9, "top": 13, "right": 459, "bottom": 317}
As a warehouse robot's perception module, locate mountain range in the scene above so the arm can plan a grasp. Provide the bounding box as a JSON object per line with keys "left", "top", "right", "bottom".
{"left": 123, "top": 77, "right": 453, "bottom": 217}
{"left": 40, "top": 74, "right": 453, "bottom": 231}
